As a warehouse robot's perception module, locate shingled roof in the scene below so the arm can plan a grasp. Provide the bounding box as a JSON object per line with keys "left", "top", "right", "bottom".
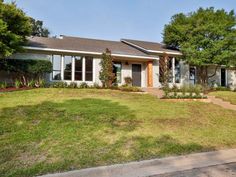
{"left": 121, "top": 39, "right": 182, "bottom": 55}
{"left": 26, "top": 36, "right": 157, "bottom": 59}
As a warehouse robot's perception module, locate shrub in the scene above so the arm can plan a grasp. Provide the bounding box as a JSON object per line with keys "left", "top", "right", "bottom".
{"left": 51, "top": 82, "right": 67, "bottom": 88}
{"left": 124, "top": 77, "right": 132, "bottom": 86}
{"left": 28, "top": 79, "right": 35, "bottom": 88}
{"left": 0, "top": 59, "right": 52, "bottom": 86}
{"left": 92, "top": 83, "right": 101, "bottom": 89}
{"left": 119, "top": 86, "right": 142, "bottom": 92}
{"left": 79, "top": 82, "right": 89, "bottom": 88}
{"left": 15, "top": 80, "right": 22, "bottom": 89}
{"left": 38, "top": 79, "right": 47, "bottom": 88}
{"left": 0, "top": 81, "right": 7, "bottom": 89}
{"left": 68, "top": 82, "right": 77, "bottom": 88}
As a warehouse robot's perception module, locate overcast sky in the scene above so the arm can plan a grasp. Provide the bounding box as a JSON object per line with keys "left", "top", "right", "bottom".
{"left": 5, "top": 0, "right": 236, "bottom": 42}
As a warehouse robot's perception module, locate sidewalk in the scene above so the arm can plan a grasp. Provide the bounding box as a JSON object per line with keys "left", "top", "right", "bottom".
{"left": 39, "top": 149, "right": 236, "bottom": 177}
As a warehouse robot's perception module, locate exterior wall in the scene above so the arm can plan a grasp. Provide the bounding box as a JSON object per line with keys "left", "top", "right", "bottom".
{"left": 120, "top": 61, "right": 147, "bottom": 87}
{"left": 180, "top": 61, "right": 190, "bottom": 86}
{"left": 153, "top": 59, "right": 161, "bottom": 88}
{"left": 207, "top": 66, "right": 221, "bottom": 86}
{"left": 228, "top": 69, "right": 236, "bottom": 89}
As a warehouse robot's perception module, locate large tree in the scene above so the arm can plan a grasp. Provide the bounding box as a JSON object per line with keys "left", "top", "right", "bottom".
{"left": 163, "top": 7, "right": 236, "bottom": 85}
{"left": 0, "top": 1, "right": 32, "bottom": 58}
{"left": 30, "top": 17, "right": 50, "bottom": 37}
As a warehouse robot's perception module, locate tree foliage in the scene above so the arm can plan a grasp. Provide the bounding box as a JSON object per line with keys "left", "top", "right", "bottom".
{"left": 0, "top": 1, "right": 32, "bottom": 58}
{"left": 30, "top": 17, "right": 50, "bottom": 37}
{"left": 99, "top": 48, "right": 115, "bottom": 88}
{"left": 0, "top": 59, "right": 52, "bottom": 85}
{"left": 163, "top": 7, "right": 236, "bottom": 84}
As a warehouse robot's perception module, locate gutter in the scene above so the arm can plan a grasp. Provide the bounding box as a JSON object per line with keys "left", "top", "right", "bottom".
{"left": 23, "top": 46, "right": 159, "bottom": 60}
{"left": 121, "top": 40, "right": 182, "bottom": 56}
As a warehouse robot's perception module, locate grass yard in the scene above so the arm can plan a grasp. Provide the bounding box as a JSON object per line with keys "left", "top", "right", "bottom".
{"left": 209, "top": 91, "right": 236, "bottom": 105}
{"left": 1, "top": 88, "right": 236, "bottom": 177}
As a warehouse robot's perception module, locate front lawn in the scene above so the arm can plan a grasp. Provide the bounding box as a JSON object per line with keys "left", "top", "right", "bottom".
{"left": 1, "top": 89, "right": 236, "bottom": 177}
{"left": 209, "top": 91, "right": 236, "bottom": 105}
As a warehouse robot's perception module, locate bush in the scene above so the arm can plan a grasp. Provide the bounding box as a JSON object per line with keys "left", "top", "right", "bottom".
{"left": 68, "top": 82, "right": 77, "bottom": 88}
{"left": 38, "top": 79, "right": 47, "bottom": 88}
{"left": 79, "top": 82, "right": 89, "bottom": 88}
{"left": 124, "top": 77, "right": 132, "bottom": 86}
{"left": 28, "top": 80, "right": 35, "bottom": 88}
{"left": 50, "top": 82, "right": 67, "bottom": 88}
{"left": 0, "top": 81, "right": 7, "bottom": 89}
{"left": 0, "top": 59, "right": 52, "bottom": 86}
{"left": 15, "top": 80, "right": 22, "bottom": 89}
{"left": 119, "top": 86, "right": 142, "bottom": 92}
{"left": 92, "top": 83, "right": 101, "bottom": 89}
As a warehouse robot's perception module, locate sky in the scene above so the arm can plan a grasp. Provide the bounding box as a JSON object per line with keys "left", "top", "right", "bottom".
{"left": 5, "top": 0, "right": 236, "bottom": 43}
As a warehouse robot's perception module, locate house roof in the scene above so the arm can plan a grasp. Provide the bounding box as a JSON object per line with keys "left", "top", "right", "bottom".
{"left": 25, "top": 36, "right": 158, "bottom": 59}
{"left": 121, "top": 39, "right": 182, "bottom": 56}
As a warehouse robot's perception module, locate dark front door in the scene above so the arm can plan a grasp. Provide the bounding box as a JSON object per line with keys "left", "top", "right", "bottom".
{"left": 132, "top": 64, "right": 141, "bottom": 87}
{"left": 221, "top": 68, "right": 226, "bottom": 87}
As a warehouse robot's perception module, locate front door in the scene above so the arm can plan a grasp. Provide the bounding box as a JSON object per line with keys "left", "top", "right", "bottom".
{"left": 132, "top": 64, "right": 141, "bottom": 87}
{"left": 221, "top": 68, "right": 226, "bottom": 87}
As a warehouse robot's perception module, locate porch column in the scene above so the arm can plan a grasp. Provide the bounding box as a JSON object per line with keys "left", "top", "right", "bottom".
{"left": 72, "top": 56, "right": 75, "bottom": 82}
{"left": 61, "top": 55, "right": 64, "bottom": 80}
{"left": 147, "top": 61, "right": 153, "bottom": 87}
{"left": 172, "top": 57, "right": 175, "bottom": 83}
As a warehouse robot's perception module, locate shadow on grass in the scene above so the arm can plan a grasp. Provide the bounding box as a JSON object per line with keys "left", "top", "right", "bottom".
{"left": 0, "top": 99, "right": 214, "bottom": 177}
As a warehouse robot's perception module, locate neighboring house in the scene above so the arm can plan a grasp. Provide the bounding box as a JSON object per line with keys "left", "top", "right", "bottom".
{"left": 1, "top": 35, "right": 236, "bottom": 88}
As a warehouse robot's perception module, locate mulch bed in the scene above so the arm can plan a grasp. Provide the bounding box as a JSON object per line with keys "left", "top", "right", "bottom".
{"left": 0, "top": 87, "right": 34, "bottom": 93}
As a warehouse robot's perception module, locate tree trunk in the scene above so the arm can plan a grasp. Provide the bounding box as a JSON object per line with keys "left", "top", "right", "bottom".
{"left": 196, "top": 66, "right": 208, "bottom": 86}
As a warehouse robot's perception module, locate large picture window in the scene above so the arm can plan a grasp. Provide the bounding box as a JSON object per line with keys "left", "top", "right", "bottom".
{"left": 113, "top": 62, "right": 122, "bottom": 83}
{"left": 64, "top": 56, "right": 72, "bottom": 80}
{"left": 85, "top": 57, "right": 93, "bottom": 81}
{"left": 52, "top": 55, "right": 61, "bottom": 80}
{"left": 75, "top": 56, "right": 83, "bottom": 81}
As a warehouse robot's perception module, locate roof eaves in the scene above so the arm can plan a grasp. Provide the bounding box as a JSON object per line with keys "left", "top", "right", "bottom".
{"left": 23, "top": 46, "right": 159, "bottom": 60}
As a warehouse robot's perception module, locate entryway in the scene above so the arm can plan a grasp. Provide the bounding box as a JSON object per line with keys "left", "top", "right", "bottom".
{"left": 132, "top": 64, "right": 141, "bottom": 87}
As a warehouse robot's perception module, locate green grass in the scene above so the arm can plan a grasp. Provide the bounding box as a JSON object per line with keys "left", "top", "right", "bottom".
{"left": 1, "top": 88, "right": 236, "bottom": 177}
{"left": 209, "top": 91, "right": 236, "bottom": 105}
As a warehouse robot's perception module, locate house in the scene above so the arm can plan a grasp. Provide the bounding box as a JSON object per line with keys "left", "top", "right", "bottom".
{"left": 2, "top": 35, "right": 236, "bottom": 88}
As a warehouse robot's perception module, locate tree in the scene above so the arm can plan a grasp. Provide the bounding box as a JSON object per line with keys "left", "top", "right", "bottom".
{"left": 99, "top": 48, "right": 115, "bottom": 88}
{"left": 30, "top": 17, "right": 50, "bottom": 37}
{"left": 163, "top": 7, "right": 236, "bottom": 85}
{"left": 0, "top": 59, "right": 52, "bottom": 85}
{"left": 0, "top": 1, "right": 32, "bottom": 58}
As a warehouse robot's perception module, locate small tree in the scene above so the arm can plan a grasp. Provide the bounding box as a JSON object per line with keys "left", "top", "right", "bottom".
{"left": 159, "top": 55, "right": 171, "bottom": 86}
{"left": 99, "top": 48, "right": 115, "bottom": 88}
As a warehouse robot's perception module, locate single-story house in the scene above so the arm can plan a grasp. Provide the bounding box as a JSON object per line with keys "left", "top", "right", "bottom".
{"left": 1, "top": 35, "right": 236, "bottom": 88}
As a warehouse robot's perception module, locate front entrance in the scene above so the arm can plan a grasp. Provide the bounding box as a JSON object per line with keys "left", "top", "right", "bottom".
{"left": 132, "top": 64, "right": 141, "bottom": 87}
{"left": 221, "top": 68, "right": 226, "bottom": 87}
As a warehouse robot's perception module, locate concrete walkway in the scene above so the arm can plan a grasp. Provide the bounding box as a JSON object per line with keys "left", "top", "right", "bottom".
{"left": 39, "top": 149, "right": 236, "bottom": 177}
{"left": 208, "top": 96, "right": 236, "bottom": 111}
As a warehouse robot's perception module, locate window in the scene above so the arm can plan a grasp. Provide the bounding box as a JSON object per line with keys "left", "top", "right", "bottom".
{"left": 85, "top": 57, "right": 93, "bottom": 81}
{"left": 168, "top": 58, "right": 173, "bottom": 83}
{"left": 175, "top": 60, "right": 181, "bottom": 83}
{"left": 113, "top": 62, "right": 122, "bottom": 83}
{"left": 64, "top": 56, "right": 72, "bottom": 80}
{"left": 75, "top": 56, "right": 83, "bottom": 81}
{"left": 52, "top": 55, "right": 61, "bottom": 80}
